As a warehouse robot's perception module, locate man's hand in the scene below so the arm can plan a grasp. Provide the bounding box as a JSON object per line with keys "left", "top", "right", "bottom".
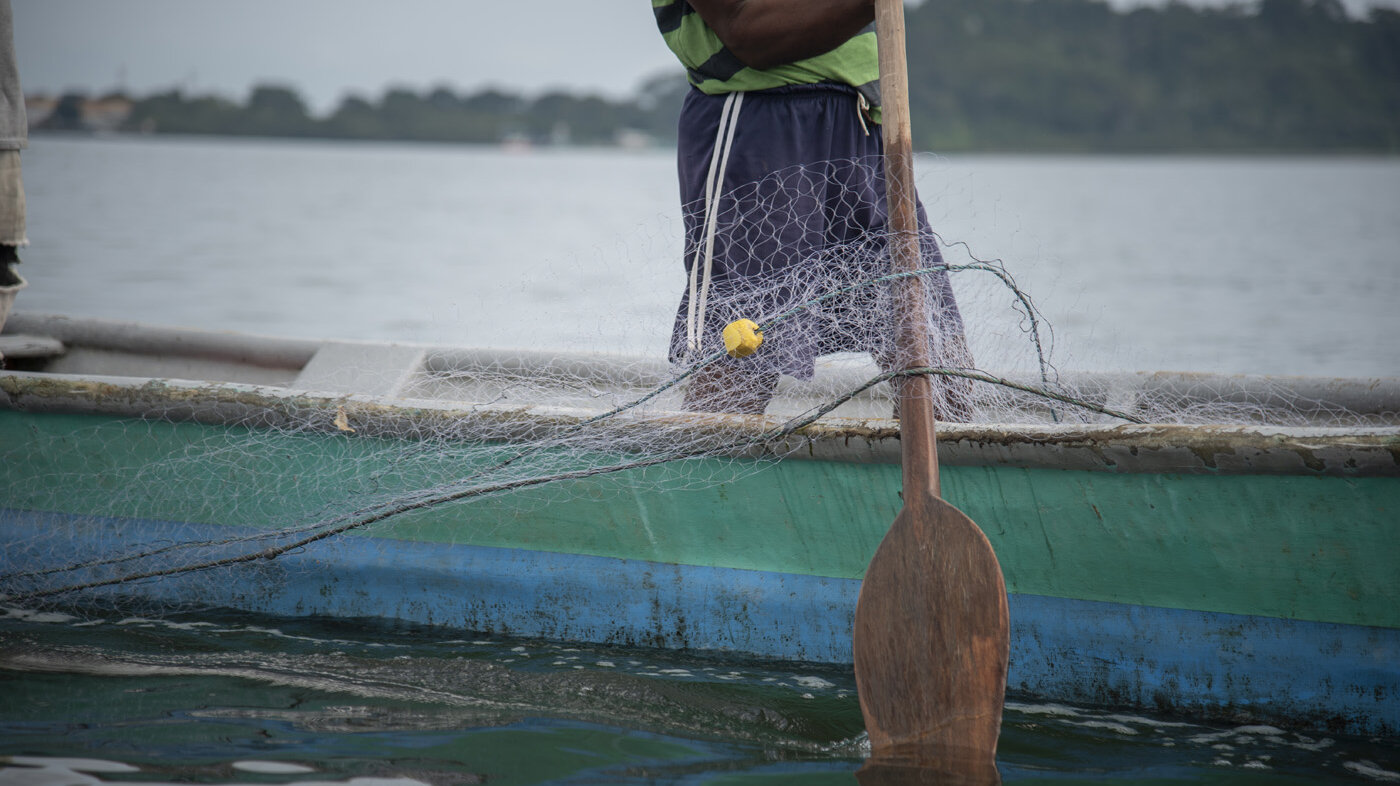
{"left": 686, "top": 0, "right": 875, "bottom": 71}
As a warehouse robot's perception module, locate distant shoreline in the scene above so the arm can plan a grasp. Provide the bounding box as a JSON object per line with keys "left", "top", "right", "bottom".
{"left": 26, "top": 127, "right": 1400, "bottom": 157}
{"left": 23, "top": 0, "right": 1400, "bottom": 155}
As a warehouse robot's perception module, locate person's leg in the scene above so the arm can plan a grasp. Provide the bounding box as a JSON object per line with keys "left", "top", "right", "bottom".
{"left": 0, "top": 244, "right": 19, "bottom": 287}
{"left": 857, "top": 194, "right": 975, "bottom": 422}
{"left": 669, "top": 88, "right": 830, "bottom": 412}
{"left": 0, "top": 149, "right": 24, "bottom": 288}
{"left": 874, "top": 350, "right": 975, "bottom": 423}
{"left": 818, "top": 149, "right": 977, "bottom": 422}
{"left": 683, "top": 359, "right": 780, "bottom": 414}
{"left": 909, "top": 215, "right": 975, "bottom": 422}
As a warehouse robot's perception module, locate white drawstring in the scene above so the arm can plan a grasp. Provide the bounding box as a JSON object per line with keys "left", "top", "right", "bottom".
{"left": 686, "top": 91, "right": 744, "bottom": 355}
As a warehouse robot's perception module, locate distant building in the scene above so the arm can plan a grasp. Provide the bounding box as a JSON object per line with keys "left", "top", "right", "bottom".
{"left": 82, "top": 95, "right": 133, "bottom": 132}
{"left": 614, "top": 128, "right": 654, "bottom": 150}
{"left": 549, "top": 121, "right": 571, "bottom": 147}
{"left": 23, "top": 93, "right": 133, "bottom": 133}
{"left": 23, "top": 94, "right": 55, "bottom": 128}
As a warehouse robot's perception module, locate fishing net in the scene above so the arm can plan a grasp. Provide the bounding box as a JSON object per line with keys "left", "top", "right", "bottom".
{"left": 0, "top": 157, "right": 1388, "bottom": 614}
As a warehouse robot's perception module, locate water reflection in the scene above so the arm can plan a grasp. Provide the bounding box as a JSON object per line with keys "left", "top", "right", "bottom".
{"left": 4, "top": 608, "right": 1399, "bottom": 783}
{"left": 858, "top": 755, "right": 1001, "bottom": 786}
{"left": 0, "top": 756, "right": 441, "bottom": 786}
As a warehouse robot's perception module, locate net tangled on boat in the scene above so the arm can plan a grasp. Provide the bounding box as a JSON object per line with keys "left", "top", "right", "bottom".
{"left": 1, "top": 158, "right": 1394, "bottom": 617}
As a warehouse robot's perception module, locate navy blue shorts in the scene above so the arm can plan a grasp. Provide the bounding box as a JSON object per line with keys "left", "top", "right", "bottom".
{"left": 668, "top": 84, "right": 966, "bottom": 379}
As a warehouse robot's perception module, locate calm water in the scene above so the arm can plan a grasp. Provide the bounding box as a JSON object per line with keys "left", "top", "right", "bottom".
{"left": 13, "top": 135, "right": 1400, "bottom": 376}
{"left": 3, "top": 607, "right": 1397, "bottom": 785}
{"left": 3, "top": 136, "right": 1399, "bottom": 784}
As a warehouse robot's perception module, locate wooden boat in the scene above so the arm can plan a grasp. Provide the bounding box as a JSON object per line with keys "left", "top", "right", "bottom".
{"left": 1, "top": 312, "right": 1396, "bottom": 737}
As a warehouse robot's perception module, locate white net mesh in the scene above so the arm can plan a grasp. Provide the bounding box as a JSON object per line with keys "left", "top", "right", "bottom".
{"left": 0, "top": 158, "right": 1392, "bottom": 612}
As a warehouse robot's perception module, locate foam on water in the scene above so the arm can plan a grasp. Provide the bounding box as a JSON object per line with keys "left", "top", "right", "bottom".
{"left": 231, "top": 761, "right": 316, "bottom": 774}
{"left": 1346, "top": 761, "right": 1400, "bottom": 782}
{"left": 0, "top": 757, "right": 434, "bottom": 786}
{"left": 3, "top": 606, "right": 1398, "bottom": 783}
{"left": 1, "top": 607, "right": 76, "bottom": 624}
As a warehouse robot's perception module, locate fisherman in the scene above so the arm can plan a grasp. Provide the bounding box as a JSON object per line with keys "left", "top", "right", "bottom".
{"left": 0, "top": 0, "right": 26, "bottom": 293}
{"left": 654, "top": 0, "right": 972, "bottom": 417}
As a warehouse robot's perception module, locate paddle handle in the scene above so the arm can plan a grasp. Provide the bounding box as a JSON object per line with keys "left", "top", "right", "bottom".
{"left": 875, "top": 0, "right": 940, "bottom": 499}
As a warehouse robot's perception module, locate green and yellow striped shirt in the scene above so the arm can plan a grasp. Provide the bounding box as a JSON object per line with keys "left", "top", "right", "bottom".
{"left": 652, "top": 0, "right": 881, "bottom": 117}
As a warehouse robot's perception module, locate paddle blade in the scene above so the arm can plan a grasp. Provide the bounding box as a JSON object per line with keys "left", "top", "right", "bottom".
{"left": 853, "top": 490, "right": 1010, "bottom": 768}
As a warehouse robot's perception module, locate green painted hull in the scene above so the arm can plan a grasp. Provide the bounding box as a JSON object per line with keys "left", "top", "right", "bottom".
{"left": 3, "top": 406, "right": 1396, "bottom": 632}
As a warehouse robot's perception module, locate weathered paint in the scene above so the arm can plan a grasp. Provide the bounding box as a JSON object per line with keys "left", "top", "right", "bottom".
{"left": 2, "top": 508, "right": 1394, "bottom": 736}
{"left": 3, "top": 410, "right": 1397, "bottom": 629}
{"left": 2, "top": 369, "right": 1398, "bottom": 737}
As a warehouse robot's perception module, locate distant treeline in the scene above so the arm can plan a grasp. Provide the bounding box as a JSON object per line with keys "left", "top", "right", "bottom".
{"left": 904, "top": 0, "right": 1399, "bottom": 151}
{"left": 122, "top": 78, "right": 685, "bottom": 147}
{"left": 33, "top": 0, "right": 1400, "bottom": 152}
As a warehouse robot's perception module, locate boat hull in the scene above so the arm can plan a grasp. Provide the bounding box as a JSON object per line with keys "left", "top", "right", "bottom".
{"left": 3, "top": 400, "right": 1396, "bottom": 736}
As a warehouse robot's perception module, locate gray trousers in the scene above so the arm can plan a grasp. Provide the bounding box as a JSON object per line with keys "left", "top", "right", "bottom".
{"left": 0, "top": 150, "right": 25, "bottom": 247}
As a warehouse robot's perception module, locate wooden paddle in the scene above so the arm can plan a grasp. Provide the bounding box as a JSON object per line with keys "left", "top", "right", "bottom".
{"left": 853, "top": 0, "right": 1010, "bottom": 778}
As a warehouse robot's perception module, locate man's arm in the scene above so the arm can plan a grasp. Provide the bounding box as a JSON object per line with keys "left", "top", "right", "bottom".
{"left": 686, "top": 0, "right": 875, "bottom": 71}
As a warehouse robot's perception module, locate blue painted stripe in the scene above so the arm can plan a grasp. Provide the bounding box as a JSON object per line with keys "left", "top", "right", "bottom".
{"left": 2, "top": 508, "right": 1395, "bottom": 736}
{"left": 1008, "top": 595, "right": 1398, "bottom": 736}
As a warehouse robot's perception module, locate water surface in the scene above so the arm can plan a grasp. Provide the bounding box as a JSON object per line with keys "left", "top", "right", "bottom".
{"left": 15, "top": 136, "right": 1400, "bottom": 376}
{"left": 3, "top": 607, "right": 1396, "bottom": 784}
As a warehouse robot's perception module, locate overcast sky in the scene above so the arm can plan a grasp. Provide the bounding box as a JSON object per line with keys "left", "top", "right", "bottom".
{"left": 14, "top": 0, "right": 1399, "bottom": 113}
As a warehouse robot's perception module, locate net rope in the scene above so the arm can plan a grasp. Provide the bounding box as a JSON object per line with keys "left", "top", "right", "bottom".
{"left": 0, "top": 158, "right": 1384, "bottom": 611}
